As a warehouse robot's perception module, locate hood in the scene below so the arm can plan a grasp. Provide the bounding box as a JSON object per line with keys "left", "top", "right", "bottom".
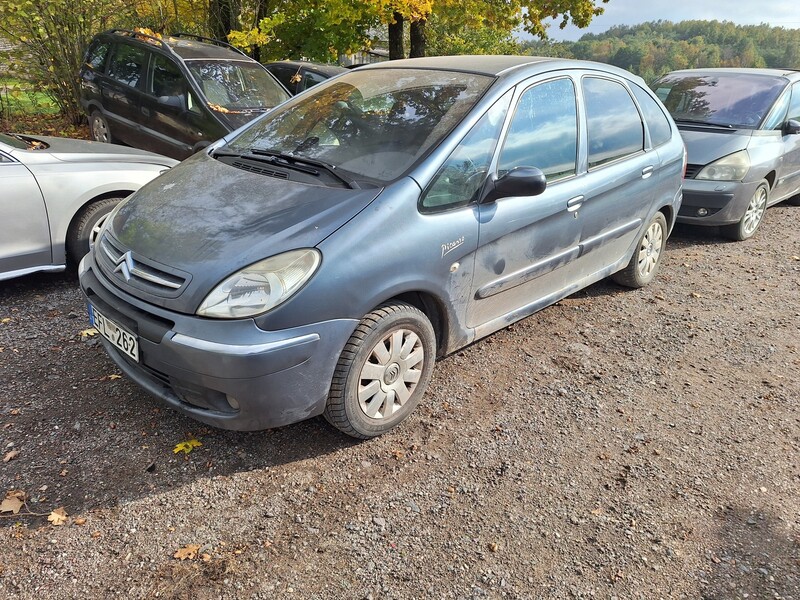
{"left": 18, "top": 135, "right": 178, "bottom": 167}
{"left": 105, "top": 151, "right": 382, "bottom": 312}
{"left": 678, "top": 127, "right": 752, "bottom": 166}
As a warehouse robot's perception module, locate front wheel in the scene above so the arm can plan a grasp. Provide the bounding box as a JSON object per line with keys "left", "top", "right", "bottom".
{"left": 67, "top": 197, "right": 123, "bottom": 264}
{"left": 722, "top": 181, "right": 769, "bottom": 241}
{"left": 325, "top": 302, "right": 436, "bottom": 439}
{"left": 612, "top": 211, "right": 667, "bottom": 288}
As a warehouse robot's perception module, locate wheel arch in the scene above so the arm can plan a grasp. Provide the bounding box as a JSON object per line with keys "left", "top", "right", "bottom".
{"left": 55, "top": 190, "right": 132, "bottom": 264}
{"left": 379, "top": 291, "right": 450, "bottom": 357}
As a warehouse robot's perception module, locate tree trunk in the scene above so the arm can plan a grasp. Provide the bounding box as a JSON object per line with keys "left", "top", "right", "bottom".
{"left": 389, "top": 12, "right": 404, "bottom": 60}
{"left": 209, "top": 0, "right": 237, "bottom": 42}
{"left": 409, "top": 19, "right": 426, "bottom": 58}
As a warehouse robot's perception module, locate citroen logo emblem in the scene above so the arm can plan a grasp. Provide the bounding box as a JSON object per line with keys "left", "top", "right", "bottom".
{"left": 113, "top": 251, "right": 135, "bottom": 281}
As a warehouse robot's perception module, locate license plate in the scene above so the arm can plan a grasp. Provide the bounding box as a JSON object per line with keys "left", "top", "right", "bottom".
{"left": 89, "top": 304, "right": 139, "bottom": 362}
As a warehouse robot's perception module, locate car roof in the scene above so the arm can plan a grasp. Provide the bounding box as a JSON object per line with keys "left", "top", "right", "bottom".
{"left": 264, "top": 60, "right": 347, "bottom": 76}
{"left": 356, "top": 55, "right": 640, "bottom": 80}
{"left": 662, "top": 67, "right": 800, "bottom": 81}
{"left": 102, "top": 29, "right": 250, "bottom": 62}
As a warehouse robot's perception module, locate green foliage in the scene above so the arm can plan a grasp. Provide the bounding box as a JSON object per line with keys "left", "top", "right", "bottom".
{"left": 521, "top": 20, "right": 800, "bottom": 82}
{"left": 0, "top": 0, "right": 137, "bottom": 125}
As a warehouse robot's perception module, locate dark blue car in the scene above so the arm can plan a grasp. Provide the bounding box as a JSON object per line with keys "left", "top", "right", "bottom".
{"left": 79, "top": 56, "right": 684, "bottom": 438}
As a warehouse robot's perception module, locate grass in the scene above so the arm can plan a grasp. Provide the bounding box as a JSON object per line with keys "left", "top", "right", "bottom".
{"left": 0, "top": 77, "right": 60, "bottom": 116}
{"left": 0, "top": 77, "right": 89, "bottom": 139}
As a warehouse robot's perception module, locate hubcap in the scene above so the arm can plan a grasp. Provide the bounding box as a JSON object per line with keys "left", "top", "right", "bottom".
{"left": 742, "top": 187, "right": 767, "bottom": 236}
{"left": 358, "top": 328, "right": 424, "bottom": 420}
{"left": 637, "top": 221, "right": 663, "bottom": 278}
{"left": 92, "top": 119, "right": 108, "bottom": 142}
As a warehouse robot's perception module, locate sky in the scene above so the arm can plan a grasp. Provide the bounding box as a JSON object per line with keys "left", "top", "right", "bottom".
{"left": 544, "top": 0, "right": 800, "bottom": 41}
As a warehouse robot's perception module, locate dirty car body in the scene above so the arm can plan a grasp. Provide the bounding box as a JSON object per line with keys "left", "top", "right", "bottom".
{"left": 79, "top": 56, "right": 684, "bottom": 438}
{"left": 0, "top": 133, "right": 176, "bottom": 281}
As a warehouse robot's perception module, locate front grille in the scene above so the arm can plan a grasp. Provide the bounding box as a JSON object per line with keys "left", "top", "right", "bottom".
{"left": 685, "top": 164, "right": 703, "bottom": 179}
{"left": 97, "top": 234, "right": 190, "bottom": 298}
{"left": 231, "top": 160, "right": 289, "bottom": 179}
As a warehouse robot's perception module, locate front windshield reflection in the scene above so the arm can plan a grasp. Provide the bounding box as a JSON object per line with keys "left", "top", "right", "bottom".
{"left": 655, "top": 73, "right": 787, "bottom": 129}
{"left": 226, "top": 69, "right": 493, "bottom": 182}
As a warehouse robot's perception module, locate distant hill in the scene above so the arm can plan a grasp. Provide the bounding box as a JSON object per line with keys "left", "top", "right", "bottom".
{"left": 521, "top": 20, "right": 800, "bottom": 82}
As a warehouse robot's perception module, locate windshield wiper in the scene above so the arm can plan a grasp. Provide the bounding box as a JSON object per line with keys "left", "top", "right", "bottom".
{"left": 674, "top": 119, "right": 734, "bottom": 129}
{"left": 250, "top": 148, "right": 360, "bottom": 189}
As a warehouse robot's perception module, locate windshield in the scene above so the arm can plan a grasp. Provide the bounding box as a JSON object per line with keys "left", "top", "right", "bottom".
{"left": 224, "top": 68, "right": 494, "bottom": 182}
{"left": 653, "top": 72, "right": 787, "bottom": 129}
{"left": 187, "top": 59, "right": 290, "bottom": 111}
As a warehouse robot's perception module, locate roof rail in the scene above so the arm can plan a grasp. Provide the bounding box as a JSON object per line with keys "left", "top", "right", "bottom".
{"left": 170, "top": 32, "right": 248, "bottom": 57}
{"left": 106, "top": 28, "right": 180, "bottom": 59}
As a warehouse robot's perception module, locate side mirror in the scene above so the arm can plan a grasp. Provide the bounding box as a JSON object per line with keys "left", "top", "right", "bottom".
{"left": 785, "top": 119, "right": 800, "bottom": 135}
{"left": 158, "top": 94, "right": 186, "bottom": 110}
{"left": 482, "top": 166, "right": 547, "bottom": 203}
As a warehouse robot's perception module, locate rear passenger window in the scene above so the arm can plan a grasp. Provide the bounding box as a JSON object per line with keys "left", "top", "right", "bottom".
{"left": 631, "top": 84, "right": 672, "bottom": 148}
{"left": 108, "top": 44, "right": 146, "bottom": 88}
{"left": 85, "top": 41, "right": 110, "bottom": 71}
{"left": 498, "top": 78, "right": 578, "bottom": 181}
{"left": 584, "top": 77, "right": 643, "bottom": 168}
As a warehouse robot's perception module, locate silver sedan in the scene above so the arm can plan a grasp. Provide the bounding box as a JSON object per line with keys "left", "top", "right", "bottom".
{"left": 0, "top": 132, "right": 177, "bottom": 281}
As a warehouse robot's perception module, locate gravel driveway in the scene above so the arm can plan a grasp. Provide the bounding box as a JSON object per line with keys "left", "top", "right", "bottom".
{"left": 1, "top": 209, "right": 798, "bottom": 599}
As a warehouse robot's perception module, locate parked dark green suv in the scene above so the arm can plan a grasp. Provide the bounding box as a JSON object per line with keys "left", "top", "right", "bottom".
{"left": 78, "top": 30, "right": 290, "bottom": 160}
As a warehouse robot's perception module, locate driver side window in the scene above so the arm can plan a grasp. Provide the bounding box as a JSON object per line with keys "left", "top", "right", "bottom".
{"left": 421, "top": 90, "right": 512, "bottom": 212}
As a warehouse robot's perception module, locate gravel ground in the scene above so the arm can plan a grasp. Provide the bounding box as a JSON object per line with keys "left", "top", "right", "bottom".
{"left": 1, "top": 209, "right": 798, "bottom": 599}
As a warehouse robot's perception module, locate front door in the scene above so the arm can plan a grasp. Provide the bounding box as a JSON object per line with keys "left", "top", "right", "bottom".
{"left": 0, "top": 157, "right": 51, "bottom": 274}
{"left": 774, "top": 82, "right": 800, "bottom": 201}
{"left": 467, "top": 77, "right": 584, "bottom": 332}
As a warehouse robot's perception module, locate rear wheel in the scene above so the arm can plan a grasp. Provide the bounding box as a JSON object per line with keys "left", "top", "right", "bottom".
{"left": 67, "top": 197, "right": 123, "bottom": 264}
{"left": 612, "top": 212, "right": 667, "bottom": 288}
{"left": 325, "top": 302, "right": 436, "bottom": 439}
{"left": 722, "top": 181, "right": 768, "bottom": 241}
{"left": 90, "top": 111, "right": 112, "bottom": 143}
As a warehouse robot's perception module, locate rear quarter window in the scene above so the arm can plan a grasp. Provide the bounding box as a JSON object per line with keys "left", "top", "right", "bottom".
{"left": 631, "top": 84, "right": 672, "bottom": 148}
{"left": 85, "top": 41, "right": 111, "bottom": 71}
{"left": 583, "top": 77, "right": 644, "bottom": 169}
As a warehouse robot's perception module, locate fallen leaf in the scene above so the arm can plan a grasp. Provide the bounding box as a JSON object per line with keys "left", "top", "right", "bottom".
{"left": 1, "top": 318, "right": 11, "bottom": 324}
{"left": 91, "top": 531, "right": 102, "bottom": 539}
{"left": 390, "top": 449, "right": 405, "bottom": 460}
{"left": 48, "top": 507, "right": 68, "bottom": 526}
{"left": 590, "top": 507, "right": 603, "bottom": 516}
{"left": 74, "top": 517, "right": 87, "bottom": 526}
{"left": 59, "top": 469, "right": 68, "bottom": 477}
{"left": 10, "top": 408, "right": 20, "bottom": 416}
{"left": 690, "top": 292, "right": 703, "bottom": 298}
{"left": 173, "top": 438, "right": 202, "bottom": 455}
{"left": 488, "top": 541, "right": 499, "bottom": 552}
{"left": 3, "top": 450, "right": 19, "bottom": 462}
{"left": 174, "top": 543, "right": 201, "bottom": 560}
{"left": 200, "top": 553, "right": 212, "bottom": 562}
{"left": 0, "top": 495, "right": 24, "bottom": 515}
{"left": 108, "top": 374, "right": 122, "bottom": 380}
{"left": 791, "top": 255, "right": 800, "bottom": 261}
{"left": 79, "top": 328, "right": 98, "bottom": 340}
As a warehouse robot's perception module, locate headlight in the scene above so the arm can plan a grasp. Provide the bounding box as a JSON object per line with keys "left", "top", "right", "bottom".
{"left": 696, "top": 150, "right": 750, "bottom": 181}
{"left": 197, "top": 249, "right": 321, "bottom": 319}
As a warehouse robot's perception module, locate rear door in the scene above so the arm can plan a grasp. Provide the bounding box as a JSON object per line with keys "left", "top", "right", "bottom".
{"left": 0, "top": 152, "right": 51, "bottom": 274}
{"left": 568, "top": 74, "right": 655, "bottom": 278}
{"left": 103, "top": 41, "right": 149, "bottom": 147}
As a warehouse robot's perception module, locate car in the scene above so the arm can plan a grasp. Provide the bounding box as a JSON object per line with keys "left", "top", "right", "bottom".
{"left": 262, "top": 60, "right": 348, "bottom": 95}
{"left": 79, "top": 55, "right": 685, "bottom": 438}
{"left": 0, "top": 132, "right": 177, "bottom": 281}
{"left": 78, "top": 29, "right": 291, "bottom": 160}
{"left": 653, "top": 68, "right": 800, "bottom": 240}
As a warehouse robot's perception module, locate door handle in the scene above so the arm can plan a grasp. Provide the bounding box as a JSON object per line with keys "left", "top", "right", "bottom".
{"left": 142, "top": 107, "right": 150, "bottom": 117}
{"left": 567, "top": 195, "right": 584, "bottom": 212}
{"left": 641, "top": 165, "right": 655, "bottom": 179}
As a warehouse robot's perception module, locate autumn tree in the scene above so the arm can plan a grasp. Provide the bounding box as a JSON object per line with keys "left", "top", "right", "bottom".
{"left": 0, "top": 0, "right": 138, "bottom": 124}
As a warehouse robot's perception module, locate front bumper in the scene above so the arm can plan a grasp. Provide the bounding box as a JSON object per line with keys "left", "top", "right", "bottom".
{"left": 677, "top": 178, "right": 759, "bottom": 226}
{"left": 79, "top": 257, "right": 358, "bottom": 431}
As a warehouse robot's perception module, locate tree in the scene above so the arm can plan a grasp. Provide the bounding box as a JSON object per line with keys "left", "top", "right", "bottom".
{"left": 0, "top": 0, "right": 137, "bottom": 124}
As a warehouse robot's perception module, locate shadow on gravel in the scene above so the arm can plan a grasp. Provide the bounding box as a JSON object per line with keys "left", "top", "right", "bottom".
{"left": 1, "top": 271, "right": 361, "bottom": 524}
{"left": 702, "top": 506, "right": 800, "bottom": 599}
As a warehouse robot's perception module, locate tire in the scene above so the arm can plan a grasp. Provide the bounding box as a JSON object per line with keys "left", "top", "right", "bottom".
{"left": 66, "top": 197, "right": 123, "bottom": 264}
{"left": 722, "top": 181, "right": 768, "bottom": 241}
{"left": 89, "top": 111, "right": 112, "bottom": 143}
{"left": 324, "top": 302, "right": 436, "bottom": 439}
{"left": 612, "top": 211, "right": 667, "bottom": 288}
